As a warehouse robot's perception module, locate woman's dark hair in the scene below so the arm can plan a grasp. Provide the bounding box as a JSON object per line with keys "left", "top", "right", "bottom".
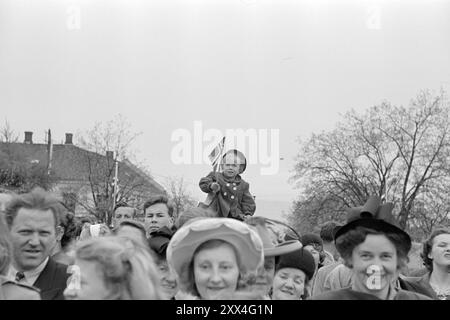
{"left": 420, "top": 227, "right": 450, "bottom": 272}
{"left": 60, "top": 212, "right": 82, "bottom": 249}
{"left": 336, "top": 226, "right": 410, "bottom": 269}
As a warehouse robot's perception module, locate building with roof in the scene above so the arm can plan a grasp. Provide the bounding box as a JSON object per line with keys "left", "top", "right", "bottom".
{"left": 0, "top": 131, "right": 166, "bottom": 219}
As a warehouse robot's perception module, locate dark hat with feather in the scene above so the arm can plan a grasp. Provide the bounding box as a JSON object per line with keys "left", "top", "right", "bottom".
{"left": 334, "top": 195, "right": 411, "bottom": 252}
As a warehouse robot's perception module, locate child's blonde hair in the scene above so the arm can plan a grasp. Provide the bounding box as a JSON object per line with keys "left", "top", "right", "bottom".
{"left": 75, "top": 236, "right": 163, "bottom": 300}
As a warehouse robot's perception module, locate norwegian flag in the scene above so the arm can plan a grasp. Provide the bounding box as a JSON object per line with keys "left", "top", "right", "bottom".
{"left": 208, "top": 137, "right": 226, "bottom": 171}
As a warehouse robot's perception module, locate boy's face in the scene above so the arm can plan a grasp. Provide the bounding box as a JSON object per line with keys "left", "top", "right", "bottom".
{"left": 144, "top": 203, "right": 172, "bottom": 235}
{"left": 222, "top": 154, "right": 243, "bottom": 178}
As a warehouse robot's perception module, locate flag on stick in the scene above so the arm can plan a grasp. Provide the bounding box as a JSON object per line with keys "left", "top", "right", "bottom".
{"left": 208, "top": 137, "right": 225, "bottom": 172}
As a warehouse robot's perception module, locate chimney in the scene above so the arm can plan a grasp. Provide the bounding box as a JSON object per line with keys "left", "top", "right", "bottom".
{"left": 65, "top": 133, "right": 73, "bottom": 145}
{"left": 24, "top": 131, "right": 33, "bottom": 144}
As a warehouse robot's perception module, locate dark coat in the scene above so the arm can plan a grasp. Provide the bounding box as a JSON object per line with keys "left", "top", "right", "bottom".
{"left": 33, "top": 258, "right": 69, "bottom": 300}
{"left": 199, "top": 171, "right": 256, "bottom": 220}
{"left": 398, "top": 276, "right": 436, "bottom": 299}
{"left": 404, "top": 272, "right": 448, "bottom": 300}
{"left": 310, "top": 287, "right": 432, "bottom": 300}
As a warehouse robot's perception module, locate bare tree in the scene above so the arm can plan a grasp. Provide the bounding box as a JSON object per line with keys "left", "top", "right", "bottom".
{"left": 287, "top": 185, "right": 347, "bottom": 236}
{"left": 73, "top": 115, "right": 148, "bottom": 223}
{"left": 408, "top": 179, "right": 450, "bottom": 236}
{"left": 164, "top": 176, "right": 198, "bottom": 221}
{"left": 77, "top": 114, "right": 141, "bottom": 161}
{"left": 0, "top": 119, "right": 19, "bottom": 143}
{"left": 290, "top": 89, "right": 450, "bottom": 231}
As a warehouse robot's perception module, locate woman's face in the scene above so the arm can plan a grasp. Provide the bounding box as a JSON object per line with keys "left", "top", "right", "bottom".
{"left": 304, "top": 245, "right": 320, "bottom": 269}
{"left": 350, "top": 234, "right": 398, "bottom": 294}
{"left": 193, "top": 242, "right": 240, "bottom": 300}
{"left": 157, "top": 260, "right": 179, "bottom": 299}
{"left": 64, "top": 259, "right": 116, "bottom": 300}
{"left": 429, "top": 233, "right": 450, "bottom": 269}
{"left": 253, "top": 257, "right": 275, "bottom": 296}
{"left": 272, "top": 268, "right": 306, "bottom": 300}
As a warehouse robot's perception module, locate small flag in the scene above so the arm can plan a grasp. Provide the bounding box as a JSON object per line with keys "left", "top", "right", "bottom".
{"left": 208, "top": 137, "right": 226, "bottom": 168}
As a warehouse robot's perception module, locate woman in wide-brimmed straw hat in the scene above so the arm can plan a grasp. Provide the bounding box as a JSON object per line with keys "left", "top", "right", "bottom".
{"left": 311, "top": 196, "right": 431, "bottom": 300}
{"left": 166, "top": 217, "right": 264, "bottom": 300}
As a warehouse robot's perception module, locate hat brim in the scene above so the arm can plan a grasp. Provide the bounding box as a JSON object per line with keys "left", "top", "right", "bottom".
{"left": 167, "top": 218, "right": 264, "bottom": 290}
{"left": 334, "top": 218, "right": 411, "bottom": 252}
{"left": 264, "top": 240, "right": 303, "bottom": 257}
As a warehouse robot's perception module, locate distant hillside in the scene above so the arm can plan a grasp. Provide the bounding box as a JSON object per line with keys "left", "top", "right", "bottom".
{"left": 254, "top": 199, "right": 292, "bottom": 223}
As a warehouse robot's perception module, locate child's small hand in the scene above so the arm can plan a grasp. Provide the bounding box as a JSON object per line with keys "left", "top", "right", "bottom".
{"left": 210, "top": 182, "right": 221, "bottom": 193}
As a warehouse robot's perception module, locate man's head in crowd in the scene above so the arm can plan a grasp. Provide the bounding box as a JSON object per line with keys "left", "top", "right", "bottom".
{"left": 143, "top": 195, "right": 174, "bottom": 236}
{"left": 4, "top": 188, "right": 62, "bottom": 272}
{"left": 301, "top": 233, "right": 324, "bottom": 269}
{"left": 112, "top": 203, "right": 137, "bottom": 228}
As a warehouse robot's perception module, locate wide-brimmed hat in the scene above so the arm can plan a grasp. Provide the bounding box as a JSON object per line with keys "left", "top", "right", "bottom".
{"left": 167, "top": 218, "right": 264, "bottom": 290}
{"left": 246, "top": 217, "right": 302, "bottom": 257}
{"left": 222, "top": 149, "right": 247, "bottom": 174}
{"left": 275, "top": 247, "right": 316, "bottom": 281}
{"left": 334, "top": 196, "right": 411, "bottom": 252}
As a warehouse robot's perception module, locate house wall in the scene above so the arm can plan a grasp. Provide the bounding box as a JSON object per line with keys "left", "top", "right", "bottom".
{"left": 51, "top": 180, "right": 164, "bottom": 218}
{"left": 51, "top": 180, "right": 95, "bottom": 216}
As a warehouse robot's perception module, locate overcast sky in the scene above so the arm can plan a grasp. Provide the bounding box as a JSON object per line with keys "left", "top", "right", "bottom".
{"left": 1, "top": 0, "right": 449, "bottom": 219}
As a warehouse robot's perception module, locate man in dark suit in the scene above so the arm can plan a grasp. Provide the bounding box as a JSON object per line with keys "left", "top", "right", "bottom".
{"left": 4, "top": 188, "right": 69, "bottom": 300}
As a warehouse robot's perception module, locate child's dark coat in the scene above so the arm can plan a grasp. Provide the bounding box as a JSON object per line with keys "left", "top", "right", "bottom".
{"left": 199, "top": 171, "right": 256, "bottom": 220}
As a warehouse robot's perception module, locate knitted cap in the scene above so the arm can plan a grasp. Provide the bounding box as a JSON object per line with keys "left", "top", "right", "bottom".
{"left": 275, "top": 248, "right": 316, "bottom": 280}
{"left": 301, "top": 233, "right": 323, "bottom": 249}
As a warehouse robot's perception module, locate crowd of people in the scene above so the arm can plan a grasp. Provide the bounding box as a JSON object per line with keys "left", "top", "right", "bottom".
{"left": 0, "top": 150, "right": 449, "bottom": 300}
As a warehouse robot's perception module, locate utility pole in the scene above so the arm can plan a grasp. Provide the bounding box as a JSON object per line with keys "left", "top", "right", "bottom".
{"left": 109, "top": 153, "right": 119, "bottom": 226}
{"left": 46, "top": 129, "right": 53, "bottom": 175}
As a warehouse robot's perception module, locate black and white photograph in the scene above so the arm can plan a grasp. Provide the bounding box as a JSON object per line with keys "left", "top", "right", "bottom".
{"left": 0, "top": 0, "right": 449, "bottom": 305}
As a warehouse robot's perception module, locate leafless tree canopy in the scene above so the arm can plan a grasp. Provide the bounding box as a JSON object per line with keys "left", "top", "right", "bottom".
{"left": 0, "top": 119, "right": 19, "bottom": 143}
{"left": 74, "top": 115, "right": 149, "bottom": 223}
{"left": 164, "top": 175, "right": 198, "bottom": 221}
{"left": 289, "top": 90, "right": 450, "bottom": 236}
{"left": 77, "top": 114, "right": 141, "bottom": 161}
